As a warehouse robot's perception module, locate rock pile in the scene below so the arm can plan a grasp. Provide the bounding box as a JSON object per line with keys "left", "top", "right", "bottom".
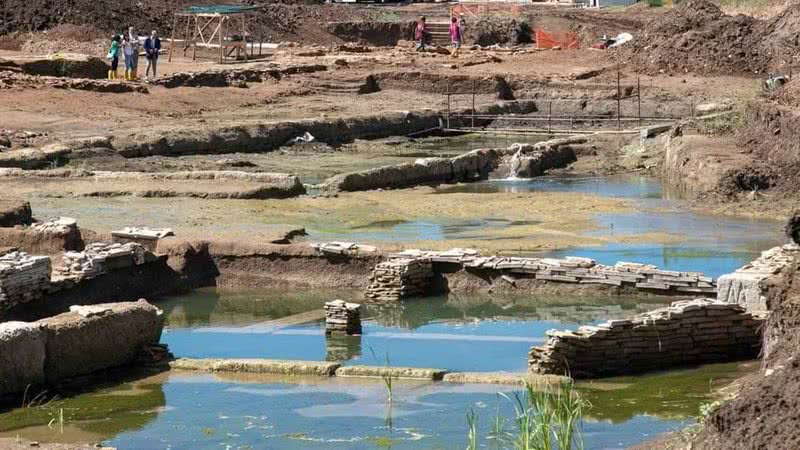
{"left": 312, "top": 241, "right": 378, "bottom": 256}
{"left": 55, "top": 242, "right": 152, "bottom": 280}
{"left": 111, "top": 226, "right": 174, "bottom": 251}
{"left": 324, "top": 300, "right": 362, "bottom": 335}
{"left": 0, "top": 251, "right": 51, "bottom": 312}
{"left": 529, "top": 298, "right": 764, "bottom": 378}
{"left": 386, "top": 249, "right": 717, "bottom": 294}
{"left": 718, "top": 244, "right": 800, "bottom": 311}
{"left": 365, "top": 258, "right": 434, "bottom": 301}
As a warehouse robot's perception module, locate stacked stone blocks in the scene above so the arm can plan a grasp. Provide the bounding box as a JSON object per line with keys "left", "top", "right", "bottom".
{"left": 528, "top": 299, "right": 764, "bottom": 378}
{"left": 365, "top": 258, "right": 434, "bottom": 301}
{"left": 55, "top": 242, "right": 152, "bottom": 280}
{"left": 0, "top": 251, "right": 51, "bottom": 312}
{"left": 383, "top": 249, "right": 716, "bottom": 295}
{"left": 324, "top": 300, "right": 362, "bottom": 335}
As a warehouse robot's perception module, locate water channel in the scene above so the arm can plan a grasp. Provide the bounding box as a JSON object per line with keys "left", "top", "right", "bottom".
{"left": 0, "top": 286, "right": 756, "bottom": 449}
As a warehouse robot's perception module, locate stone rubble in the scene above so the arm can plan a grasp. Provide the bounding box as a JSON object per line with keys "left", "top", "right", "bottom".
{"left": 528, "top": 298, "right": 764, "bottom": 378}
{"left": 324, "top": 300, "right": 362, "bottom": 335}
{"left": 0, "top": 251, "right": 51, "bottom": 312}
{"left": 30, "top": 217, "right": 78, "bottom": 235}
{"left": 717, "top": 244, "right": 800, "bottom": 311}
{"left": 365, "top": 258, "right": 434, "bottom": 302}
{"left": 111, "top": 226, "right": 174, "bottom": 251}
{"left": 312, "top": 241, "right": 378, "bottom": 256}
{"left": 55, "top": 242, "right": 152, "bottom": 280}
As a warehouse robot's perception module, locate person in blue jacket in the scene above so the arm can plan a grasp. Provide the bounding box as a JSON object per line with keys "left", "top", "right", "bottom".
{"left": 144, "top": 30, "right": 161, "bottom": 79}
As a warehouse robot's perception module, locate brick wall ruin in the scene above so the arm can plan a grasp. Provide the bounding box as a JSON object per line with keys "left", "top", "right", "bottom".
{"left": 528, "top": 299, "right": 764, "bottom": 378}
{"left": 717, "top": 244, "right": 800, "bottom": 311}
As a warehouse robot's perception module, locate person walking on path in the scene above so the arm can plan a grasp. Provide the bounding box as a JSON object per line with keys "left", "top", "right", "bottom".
{"left": 449, "top": 16, "right": 462, "bottom": 57}
{"left": 127, "top": 26, "right": 140, "bottom": 80}
{"left": 144, "top": 30, "right": 161, "bottom": 79}
{"left": 415, "top": 16, "right": 428, "bottom": 52}
{"left": 122, "top": 35, "right": 135, "bottom": 80}
{"left": 107, "top": 34, "right": 121, "bottom": 80}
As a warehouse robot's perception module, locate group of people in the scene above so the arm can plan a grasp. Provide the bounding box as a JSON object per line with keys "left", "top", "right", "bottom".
{"left": 107, "top": 28, "right": 161, "bottom": 81}
{"left": 415, "top": 15, "right": 467, "bottom": 57}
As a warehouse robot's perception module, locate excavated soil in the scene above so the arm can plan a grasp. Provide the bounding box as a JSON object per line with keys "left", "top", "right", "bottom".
{"left": 620, "top": 0, "right": 800, "bottom": 76}
{"left": 692, "top": 257, "right": 800, "bottom": 450}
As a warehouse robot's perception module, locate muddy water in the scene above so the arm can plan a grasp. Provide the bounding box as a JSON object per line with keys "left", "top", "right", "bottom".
{"left": 157, "top": 287, "right": 672, "bottom": 372}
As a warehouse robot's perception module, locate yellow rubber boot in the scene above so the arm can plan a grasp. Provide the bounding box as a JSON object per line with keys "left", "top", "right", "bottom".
{"left": 107, "top": 70, "right": 113, "bottom": 80}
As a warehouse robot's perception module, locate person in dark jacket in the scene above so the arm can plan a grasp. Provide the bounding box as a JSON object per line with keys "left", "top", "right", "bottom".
{"left": 107, "top": 34, "right": 121, "bottom": 80}
{"left": 144, "top": 30, "right": 161, "bottom": 79}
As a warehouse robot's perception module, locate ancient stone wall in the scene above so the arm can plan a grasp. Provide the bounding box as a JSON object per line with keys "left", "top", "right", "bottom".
{"left": 322, "top": 139, "right": 580, "bottom": 193}
{"left": 365, "top": 258, "right": 434, "bottom": 301}
{"left": 0, "top": 300, "right": 163, "bottom": 398}
{"left": 0, "top": 321, "right": 46, "bottom": 397}
{"left": 55, "top": 242, "right": 155, "bottom": 280}
{"left": 39, "top": 300, "right": 164, "bottom": 384}
{"left": 0, "top": 251, "right": 51, "bottom": 313}
{"left": 717, "top": 245, "right": 800, "bottom": 312}
{"left": 322, "top": 148, "right": 503, "bottom": 193}
{"left": 379, "top": 249, "right": 716, "bottom": 297}
{"left": 528, "top": 299, "right": 764, "bottom": 378}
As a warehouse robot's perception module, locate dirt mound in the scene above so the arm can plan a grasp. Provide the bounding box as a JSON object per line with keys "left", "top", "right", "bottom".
{"left": 694, "top": 258, "right": 800, "bottom": 450}
{"left": 0, "top": 0, "right": 375, "bottom": 46}
{"left": 619, "top": 0, "right": 767, "bottom": 75}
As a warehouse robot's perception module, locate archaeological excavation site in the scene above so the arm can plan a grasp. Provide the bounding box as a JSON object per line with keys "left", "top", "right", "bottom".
{"left": 2, "top": 0, "right": 800, "bottom": 448}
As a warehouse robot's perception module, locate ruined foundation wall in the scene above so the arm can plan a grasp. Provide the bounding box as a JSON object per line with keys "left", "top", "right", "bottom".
{"left": 322, "top": 139, "right": 580, "bottom": 193}
{"left": 158, "top": 240, "right": 382, "bottom": 290}
{"left": 115, "top": 111, "right": 441, "bottom": 158}
{"left": 0, "top": 300, "right": 163, "bottom": 398}
{"left": 39, "top": 300, "right": 164, "bottom": 384}
{"left": 528, "top": 299, "right": 763, "bottom": 378}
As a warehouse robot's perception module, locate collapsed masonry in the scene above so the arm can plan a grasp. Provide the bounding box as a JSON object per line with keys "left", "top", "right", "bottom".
{"left": 362, "top": 248, "right": 716, "bottom": 301}
{"left": 0, "top": 251, "right": 51, "bottom": 312}
{"left": 717, "top": 244, "right": 800, "bottom": 311}
{"left": 528, "top": 299, "right": 764, "bottom": 378}
{"left": 55, "top": 242, "right": 155, "bottom": 280}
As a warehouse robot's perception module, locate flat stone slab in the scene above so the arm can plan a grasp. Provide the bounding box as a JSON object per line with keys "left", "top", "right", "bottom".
{"left": 335, "top": 365, "right": 448, "bottom": 380}
{"left": 442, "top": 372, "right": 569, "bottom": 387}
{"left": 170, "top": 358, "right": 341, "bottom": 377}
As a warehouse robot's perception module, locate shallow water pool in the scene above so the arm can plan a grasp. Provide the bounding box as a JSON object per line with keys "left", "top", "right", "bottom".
{"left": 0, "top": 362, "right": 754, "bottom": 450}
{"left": 158, "top": 287, "right": 672, "bottom": 372}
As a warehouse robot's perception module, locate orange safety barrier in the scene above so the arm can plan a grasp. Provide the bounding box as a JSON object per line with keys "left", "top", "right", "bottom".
{"left": 535, "top": 30, "right": 581, "bottom": 50}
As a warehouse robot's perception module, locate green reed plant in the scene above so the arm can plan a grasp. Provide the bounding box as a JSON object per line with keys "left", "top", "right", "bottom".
{"left": 493, "top": 379, "right": 589, "bottom": 450}
{"left": 466, "top": 408, "right": 479, "bottom": 450}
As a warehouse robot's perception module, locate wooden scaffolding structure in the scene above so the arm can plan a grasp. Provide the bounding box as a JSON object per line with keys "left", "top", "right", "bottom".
{"left": 168, "top": 5, "right": 263, "bottom": 63}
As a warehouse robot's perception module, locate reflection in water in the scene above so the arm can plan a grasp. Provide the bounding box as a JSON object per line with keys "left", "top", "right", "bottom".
{"left": 157, "top": 288, "right": 674, "bottom": 372}
{"left": 0, "top": 364, "right": 753, "bottom": 450}
{"left": 325, "top": 334, "right": 362, "bottom": 362}
{"left": 0, "top": 371, "right": 166, "bottom": 444}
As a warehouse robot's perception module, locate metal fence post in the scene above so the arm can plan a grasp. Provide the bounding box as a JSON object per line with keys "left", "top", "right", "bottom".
{"left": 617, "top": 67, "right": 622, "bottom": 131}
